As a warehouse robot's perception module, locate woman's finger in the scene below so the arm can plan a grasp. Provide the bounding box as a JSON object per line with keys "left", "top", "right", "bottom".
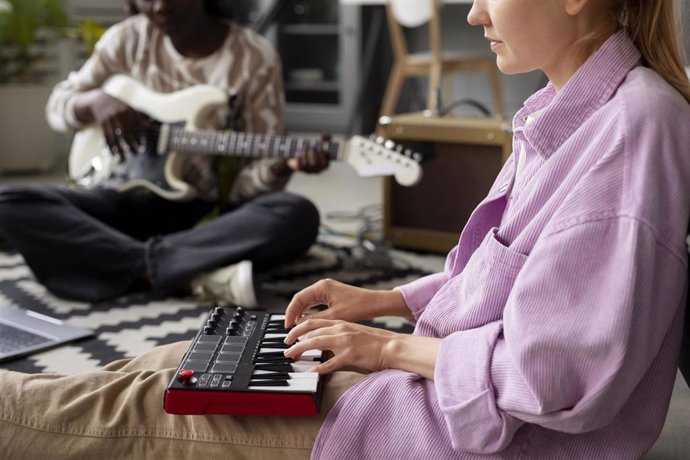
{"left": 310, "top": 355, "right": 345, "bottom": 375}
{"left": 284, "top": 279, "right": 336, "bottom": 328}
{"left": 284, "top": 318, "right": 340, "bottom": 344}
{"left": 284, "top": 334, "right": 333, "bottom": 361}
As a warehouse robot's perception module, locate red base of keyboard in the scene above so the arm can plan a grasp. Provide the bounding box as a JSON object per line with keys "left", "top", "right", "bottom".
{"left": 164, "top": 389, "right": 320, "bottom": 416}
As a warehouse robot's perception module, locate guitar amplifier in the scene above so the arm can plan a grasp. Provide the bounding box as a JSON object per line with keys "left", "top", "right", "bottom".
{"left": 377, "top": 113, "right": 512, "bottom": 254}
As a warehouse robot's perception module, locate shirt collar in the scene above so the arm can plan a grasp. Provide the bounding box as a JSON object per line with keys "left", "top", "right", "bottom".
{"left": 513, "top": 30, "right": 642, "bottom": 158}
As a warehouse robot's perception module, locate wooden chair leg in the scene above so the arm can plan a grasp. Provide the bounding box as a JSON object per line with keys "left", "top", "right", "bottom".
{"left": 488, "top": 64, "right": 505, "bottom": 118}
{"left": 441, "top": 75, "right": 455, "bottom": 113}
{"left": 380, "top": 62, "right": 406, "bottom": 118}
{"left": 427, "top": 61, "right": 442, "bottom": 115}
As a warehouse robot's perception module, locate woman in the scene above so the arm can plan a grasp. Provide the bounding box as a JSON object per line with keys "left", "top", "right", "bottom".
{"left": 1, "top": 0, "right": 689, "bottom": 458}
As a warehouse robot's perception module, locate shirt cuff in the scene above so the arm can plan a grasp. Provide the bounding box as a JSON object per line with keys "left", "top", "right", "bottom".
{"left": 434, "top": 322, "right": 523, "bottom": 454}
{"left": 63, "top": 97, "right": 86, "bottom": 131}
{"left": 395, "top": 272, "right": 448, "bottom": 322}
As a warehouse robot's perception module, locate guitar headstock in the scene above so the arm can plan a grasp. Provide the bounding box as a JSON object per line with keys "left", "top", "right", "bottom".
{"left": 343, "top": 135, "right": 423, "bottom": 186}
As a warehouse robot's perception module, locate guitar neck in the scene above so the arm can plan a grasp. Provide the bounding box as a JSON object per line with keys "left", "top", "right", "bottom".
{"left": 168, "top": 127, "right": 342, "bottom": 161}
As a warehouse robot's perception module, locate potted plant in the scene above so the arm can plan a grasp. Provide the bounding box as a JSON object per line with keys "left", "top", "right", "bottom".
{"left": 0, "top": 0, "right": 72, "bottom": 173}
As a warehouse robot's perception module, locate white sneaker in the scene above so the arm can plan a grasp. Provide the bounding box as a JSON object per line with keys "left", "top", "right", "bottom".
{"left": 190, "top": 260, "right": 257, "bottom": 307}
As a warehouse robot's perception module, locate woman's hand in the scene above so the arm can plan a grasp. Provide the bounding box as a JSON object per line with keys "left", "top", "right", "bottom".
{"left": 283, "top": 278, "right": 411, "bottom": 329}
{"left": 283, "top": 319, "right": 442, "bottom": 379}
{"left": 284, "top": 319, "right": 397, "bottom": 374}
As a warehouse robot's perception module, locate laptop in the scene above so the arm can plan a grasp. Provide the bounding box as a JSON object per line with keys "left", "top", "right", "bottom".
{"left": 0, "top": 304, "right": 94, "bottom": 363}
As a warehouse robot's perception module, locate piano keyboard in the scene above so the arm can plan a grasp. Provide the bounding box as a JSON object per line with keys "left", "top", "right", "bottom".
{"left": 164, "top": 305, "right": 324, "bottom": 416}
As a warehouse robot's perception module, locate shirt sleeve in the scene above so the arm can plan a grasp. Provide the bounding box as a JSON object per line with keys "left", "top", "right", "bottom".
{"left": 45, "top": 22, "right": 131, "bottom": 132}
{"left": 433, "top": 216, "right": 687, "bottom": 453}
{"left": 229, "top": 44, "right": 287, "bottom": 203}
{"left": 395, "top": 245, "right": 459, "bottom": 321}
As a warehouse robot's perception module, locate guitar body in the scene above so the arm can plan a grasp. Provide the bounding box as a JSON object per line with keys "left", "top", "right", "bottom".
{"left": 69, "top": 75, "right": 228, "bottom": 200}
{"left": 69, "top": 75, "right": 422, "bottom": 200}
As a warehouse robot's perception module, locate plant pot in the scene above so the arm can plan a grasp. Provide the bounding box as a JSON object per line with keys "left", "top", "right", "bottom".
{"left": 0, "top": 84, "right": 65, "bottom": 173}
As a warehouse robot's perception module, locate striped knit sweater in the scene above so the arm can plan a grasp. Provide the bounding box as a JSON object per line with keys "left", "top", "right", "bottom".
{"left": 46, "top": 14, "right": 287, "bottom": 205}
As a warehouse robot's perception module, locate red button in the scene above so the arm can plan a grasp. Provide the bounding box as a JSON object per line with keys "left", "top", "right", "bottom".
{"left": 179, "top": 369, "right": 195, "bottom": 382}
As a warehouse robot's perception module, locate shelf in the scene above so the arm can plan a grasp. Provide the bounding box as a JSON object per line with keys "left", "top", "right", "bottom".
{"left": 280, "top": 24, "right": 340, "bottom": 35}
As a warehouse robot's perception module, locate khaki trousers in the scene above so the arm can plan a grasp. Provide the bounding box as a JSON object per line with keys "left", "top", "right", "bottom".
{"left": 0, "top": 341, "right": 366, "bottom": 459}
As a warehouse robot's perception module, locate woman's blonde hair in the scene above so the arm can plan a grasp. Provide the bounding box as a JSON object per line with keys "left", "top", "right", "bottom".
{"left": 615, "top": 0, "right": 690, "bottom": 103}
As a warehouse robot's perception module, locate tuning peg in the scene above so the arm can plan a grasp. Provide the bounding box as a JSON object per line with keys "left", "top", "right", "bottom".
{"left": 412, "top": 152, "right": 423, "bottom": 162}
{"left": 376, "top": 136, "right": 385, "bottom": 145}
{"left": 384, "top": 139, "right": 395, "bottom": 150}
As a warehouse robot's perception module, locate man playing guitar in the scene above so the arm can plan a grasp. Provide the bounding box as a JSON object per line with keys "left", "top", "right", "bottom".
{"left": 0, "top": 0, "right": 330, "bottom": 304}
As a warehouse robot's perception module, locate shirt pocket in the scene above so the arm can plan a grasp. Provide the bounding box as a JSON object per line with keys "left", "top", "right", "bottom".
{"left": 425, "top": 227, "right": 529, "bottom": 335}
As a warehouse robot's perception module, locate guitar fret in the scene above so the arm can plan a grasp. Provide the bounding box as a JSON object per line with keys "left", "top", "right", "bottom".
{"left": 228, "top": 132, "right": 237, "bottom": 155}
{"left": 166, "top": 128, "right": 339, "bottom": 162}
{"left": 248, "top": 134, "right": 256, "bottom": 158}
{"left": 215, "top": 131, "right": 225, "bottom": 154}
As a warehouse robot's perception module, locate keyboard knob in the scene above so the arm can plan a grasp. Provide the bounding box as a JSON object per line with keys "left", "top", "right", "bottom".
{"left": 178, "top": 369, "right": 197, "bottom": 385}
{"left": 203, "top": 326, "right": 215, "bottom": 335}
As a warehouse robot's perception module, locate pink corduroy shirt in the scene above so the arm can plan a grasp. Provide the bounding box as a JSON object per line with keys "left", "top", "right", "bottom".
{"left": 313, "top": 32, "right": 690, "bottom": 459}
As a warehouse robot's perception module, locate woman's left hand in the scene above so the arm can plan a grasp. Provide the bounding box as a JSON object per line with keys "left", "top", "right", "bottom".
{"left": 283, "top": 318, "right": 442, "bottom": 379}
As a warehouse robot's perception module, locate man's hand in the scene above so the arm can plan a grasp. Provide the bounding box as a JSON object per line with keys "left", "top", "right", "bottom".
{"left": 75, "top": 89, "right": 146, "bottom": 157}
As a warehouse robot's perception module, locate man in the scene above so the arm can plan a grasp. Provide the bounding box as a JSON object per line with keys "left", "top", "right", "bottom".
{"left": 0, "top": 0, "right": 329, "bottom": 305}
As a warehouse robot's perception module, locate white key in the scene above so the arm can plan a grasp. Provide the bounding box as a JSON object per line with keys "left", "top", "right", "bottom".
{"left": 269, "top": 314, "right": 286, "bottom": 321}
{"left": 263, "top": 333, "right": 287, "bottom": 339}
{"left": 292, "top": 360, "right": 320, "bottom": 373}
{"left": 248, "top": 376, "right": 318, "bottom": 393}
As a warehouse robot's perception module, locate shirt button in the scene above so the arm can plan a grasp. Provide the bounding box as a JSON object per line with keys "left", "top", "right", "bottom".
{"left": 498, "top": 183, "right": 509, "bottom": 193}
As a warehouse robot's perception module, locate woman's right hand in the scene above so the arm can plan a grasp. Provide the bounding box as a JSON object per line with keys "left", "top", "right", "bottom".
{"left": 76, "top": 89, "right": 145, "bottom": 156}
{"left": 283, "top": 278, "right": 412, "bottom": 329}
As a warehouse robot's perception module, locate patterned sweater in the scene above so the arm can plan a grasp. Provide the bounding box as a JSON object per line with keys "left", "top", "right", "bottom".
{"left": 47, "top": 14, "right": 287, "bottom": 204}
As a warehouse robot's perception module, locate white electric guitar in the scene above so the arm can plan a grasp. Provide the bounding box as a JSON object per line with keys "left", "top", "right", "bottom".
{"left": 69, "top": 75, "right": 423, "bottom": 201}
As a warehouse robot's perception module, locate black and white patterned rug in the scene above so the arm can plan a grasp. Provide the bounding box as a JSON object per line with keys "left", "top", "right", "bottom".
{"left": 0, "top": 236, "right": 444, "bottom": 374}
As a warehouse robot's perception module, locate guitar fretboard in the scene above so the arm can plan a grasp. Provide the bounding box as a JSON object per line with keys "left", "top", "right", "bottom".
{"left": 168, "top": 127, "right": 341, "bottom": 160}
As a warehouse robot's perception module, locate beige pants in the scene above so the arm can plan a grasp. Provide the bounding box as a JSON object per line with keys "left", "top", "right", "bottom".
{"left": 0, "top": 342, "right": 366, "bottom": 459}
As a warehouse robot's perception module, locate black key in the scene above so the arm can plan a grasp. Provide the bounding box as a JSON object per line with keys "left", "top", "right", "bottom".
{"left": 253, "top": 364, "right": 293, "bottom": 373}
{"left": 260, "top": 342, "right": 289, "bottom": 349}
{"left": 248, "top": 380, "right": 289, "bottom": 387}
{"left": 255, "top": 356, "right": 294, "bottom": 364}
{"left": 258, "top": 351, "right": 287, "bottom": 358}
{"left": 250, "top": 373, "right": 290, "bottom": 380}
